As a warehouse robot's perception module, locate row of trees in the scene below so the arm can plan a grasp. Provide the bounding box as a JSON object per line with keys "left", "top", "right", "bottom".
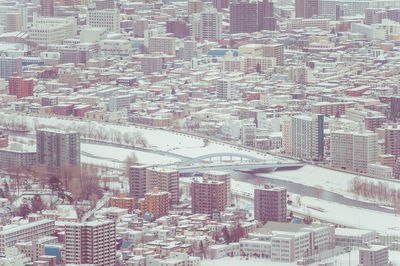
{"left": 348, "top": 176, "right": 400, "bottom": 207}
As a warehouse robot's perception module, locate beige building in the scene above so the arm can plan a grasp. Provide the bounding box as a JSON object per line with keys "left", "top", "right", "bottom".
{"left": 148, "top": 37, "right": 176, "bottom": 55}
{"left": 146, "top": 167, "right": 179, "bottom": 205}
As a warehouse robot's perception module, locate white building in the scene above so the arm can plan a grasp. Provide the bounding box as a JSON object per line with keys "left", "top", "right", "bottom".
{"left": 241, "top": 123, "right": 256, "bottom": 146}
{"left": 367, "top": 163, "right": 393, "bottom": 179}
{"left": 29, "top": 16, "right": 77, "bottom": 45}
{"left": 99, "top": 39, "right": 131, "bottom": 55}
{"left": 87, "top": 9, "right": 120, "bottom": 33}
{"left": 216, "top": 79, "right": 234, "bottom": 100}
{"left": 331, "top": 130, "right": 378, "bottom": 173}
{"left": 335, "top": 228, "right": 376, "bottom": 247}
{"left": 109, "top": 95, "right": 131, "bottom": 112}
{"left": 199, "top": 8, "right": 222, "bottom": 41}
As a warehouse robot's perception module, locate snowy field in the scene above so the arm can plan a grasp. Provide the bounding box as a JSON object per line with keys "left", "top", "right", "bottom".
{"left": 262, "top": 165, "right": 400, "bottom": 205}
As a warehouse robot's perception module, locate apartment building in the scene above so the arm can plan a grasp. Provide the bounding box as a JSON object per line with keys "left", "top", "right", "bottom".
{"left": 110, "top": 194, "right": 135, "bottom": 210}
{"left": 359, "top": 245, "right": 389, "bottom": 266}
{"left": 36, "top": 128, "right": 80, "bottom": 169}
{"left": 191, "top": 179, "right": 226, "bottom": 214}
{"left": 40, "top": 0, "right": 54, "bottom": 16}
{"left": 311, "top": 102, "right": 355, "bottom": 116}
{"left": 335, "top": 228, "right": 376, "bottom": 247}
{"left": 254, "top": 185, "right": 287, "bottom": 223}
{"left": 129, "top": 165, "right": 148, "bottom": 200}
{"left": 109, "top": 95, "right": 131, "bottom": 112}
{"left": 331, "top": 130, "right": 378, "bottom": 172}
{"left": 141, "top": 56, "right": 163, "bottom": 75}
{"left": 229, "top": 1, "right": 258, "bottom": 34}
{"left": 291, "top": 115, "right": 324, "bottom": 161}
{"left": 282, "top": 117, "right": 292, "bottom": 154}
{"left": 346, "top": 107, "right": 386, "bottom": 132}
{"left": 203, "top": 171, "right": 231, "bottom": 207}
{"left": 87, "top": 9, "right": 120, "bottom": 33}
{"left": 199, "top": 9, "right": 222, "bottom": 41}
{"left": 216, "top": 79, "right": 234, "bottom": 100}
{"left": 148, "top": 37, "right": 176, "bottom": 55}
{"left": 0, "top": 219, "right": 55, "bottom": 253}
{"left": 65, "top": 220, "right": 116, "bottom": 265}
{"left": 0, "top": 144, "right": 36, "bottom": 169}
{"left": 140, "top": 187, "right": 171, "bottom": 219}
{"left": 8, "top": 73, "right": 33, "bottom": 98}
{"left": 295, "top": 0, "right": 319, "bottom": 18}
{"left": 263, "top": 43, "right": 284, "bottom": 66}
{"left": 384, "top": 125, "right": 400, "bottom": 158}
{"left": 288, "top": 65, "right": 313, "bottom": 84}
{"left": 0, "top": 131, "right": 7, "bottom": 148}
{"left": 146, "top": 167, "right": 179, "bottom": 205}
{"left": 241, "top": 123, "right": 256, "bottom": 146}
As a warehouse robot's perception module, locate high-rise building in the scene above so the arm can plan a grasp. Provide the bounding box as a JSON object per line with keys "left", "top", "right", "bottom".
{"left": 191, "top": 179, "right": 226, "bottom": 215}
{"left": 282, "top": 117, "right": 292, "bottom": 154}
{"left": 254, "top": 185, "right": 287, "bottom": 223}
{"left": 203, "top": 171, "right": 231, "bottom": 207}
{"left": 65, "top": 220, "right": 116, "bottom": 265}
{"left": 331, "top": 130, "right": 378, "bottom": 172}
{"left": 188, "top": 0, "right": 204, "bottom": 14}
{"left": 129, "top": 165, "right": 148, "bottom": 200}
{"left": 8, "top": 73, "right": 34, "bottom": 98}
{"left": 230, "top": 2, "right": 258, "bottom": 34}
{"left": 166, "top": 20, "right": 190, "bottom": 38}
{"left": 110, "top": 194, "right": 135, "bottom": 210}
{"left": 257, "top": 0, "right": 274, "bottom": 31}
{"left": 87, "top": 9, "right": 120, "bottom": 33}
{"left": 296, "top": 0, "right": 319, "bottom": 18}
{"left": 199, "top": 9, "right": 222, "bottom": 41}
{"left": 384, "top": 125, "right": 400, "bottom": 158}
{"left": 36, "top": 129, "right": 80, "bottom": 169}
{"left": 183, "top": 40, "right": 197, "bottom": 61}
{"left": 216, "top": 79, "right": 234, "bottom": 100}
{"left": 241, "top": 123, "right": 256, "bottom": 146}
{"left": 146, "top": 167, "right": 179, "bottom": 205}
{"left": 5, "top": 13, "right": 22, "bottom": 32}
{"left": 291, "top": 115, "right": 324, "bottom": 161}
{"left": 40, "top": 0, "right": 54, "bottom": 17}
{"left": 0, "top": 131, "right": 8, "bottom": 148}
{"left": 365, "top": 8, "right": 386, "bottom": 25}
{"left": 213, "top": 0, "right": 229, "bottom": 11}
{"left": 140, "top": 187, "right": 170, "bottom": 219}
{"left": 0, "top": 56, "right": 21, "bottom": 80}
{"left": 390, "top": 96, "right": 400, "bottom": 120}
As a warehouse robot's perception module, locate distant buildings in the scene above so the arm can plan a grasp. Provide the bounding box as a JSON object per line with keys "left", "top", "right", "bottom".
{"left": 65, "top": 220, "right": 116, "bottom": 265}
{"left": 36, "top": 129, "right": 80, "bottom": 169}
{"left": 191, "top": 179, "right": 226, "bottom": 214}
{"left": 254, "top": 185, "right": 287, "bottom": 223}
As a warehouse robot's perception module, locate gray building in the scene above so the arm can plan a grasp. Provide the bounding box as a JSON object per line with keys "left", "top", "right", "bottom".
{"left": 0, "top": 55, "right": 21, "bottom": 79}
{"left": 36, "top": 128, "right": 80, "bottom": 169}
{"left": 0, "top": 143, "right": 36, "bottom": 169}
{"left": 254, "top": 185, "right": 287, "bottom": 223}
{"left": 109, "top": 95, "right": 131, "bottom": 112}
{"left": 129, "top": 165, "right": 148, "bottom": 200}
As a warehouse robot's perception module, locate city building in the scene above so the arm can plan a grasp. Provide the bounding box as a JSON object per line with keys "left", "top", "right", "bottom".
{"left": 110, "top": 194, "right": 135, "bottom": 210}
{"left": 296, "top": 0, "right": 319, "bottom": 18}
{"left": 129, "top": 165, "right": 148, "bottom": 200}
{"left": 65, "top": 220, "right": 116, "bottom": 265}
{"left": 0, "top": 219, "right": 55, "bottom": 253}
{"left": 140, "top": 187, "right": 171, "bottom": 219}
{"left": 216, "top": 79, "right": 234, "bottom": 100}
{"left": 335, "top": 228, "right": 376, "bottom": 247}
{"left": 36, "top": 128, "right": 80, "bottom": 169}
{"left": 254, "top": 185, "right": 287, "bottom": 223}
{"left": 8, "top": 73, "right": 33, "bottom": 98}
{"left": 146, "top": 167, "right": 179, "bottom": 205}
{"left": 0, "top": 55, "right": 21, "bottom": 80}
{"left": 291, "top": 115, "right": 324, "bottom": 161}
{"left": 383, "top": 125, "right": 400, "bottom": 158}
{"left": 0, "top": 131, "right": 7, "bottom": 148}
{"left": 40, "top": 0, "right": 54, "bottom": 17}
{"left": 29, "top": 16, "right": 77, "bottom": 45}
{"left": 191, "top": 179, "right": 226, "bottom": 214}
{"left": 141, "top": 56, "right": 163, "bottom": 75}
{"left": 87, "top": 9, "right": 120, "bottom": 33}
{"left": 331, "top": 130, "right": 378, "bottom": 172}
{"left": 230, "top": 2, "right": 258, "bottom": 34}
{"left": 359, "top": 245, "right": 389, "bottom": 266}
{"left": 0, "top": 143, "right": 36, "bottom": 169}
{"left": 109, "top": 95, "right": 131, "bottom": 112}
{"left": 148, "top": 37, "right": 176, "bottom": 55}
{"left": 263, "top": 43, "right": 284, "bottom": 66}
{"left": 199, "top": 9, "right": 222, "bottom": 41}
{"left": 241, "top": 122, "right": 256, "bottom": 146}
{"left": 203, "top": 171, "right": 231, "bottom": 207}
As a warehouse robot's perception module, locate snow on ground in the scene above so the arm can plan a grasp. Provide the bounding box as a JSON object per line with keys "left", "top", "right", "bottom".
{"left": 230, "top": 179, "right": 400, "bottom": 234}
{"left": 1, "top": 113, "right": 274, "bottom": 160}
{"left": 202, "top": 257, "right": 298, "bottom": 266}
{"left": 262, "top": 165, "right": 400, "bottom": 205}
{"left": 81, "top": 143, "right": 181, "bottom": 166}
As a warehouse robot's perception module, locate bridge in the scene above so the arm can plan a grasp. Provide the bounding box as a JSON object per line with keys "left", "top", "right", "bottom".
{"left": 174, "top": 153, "right": 304, "bottom": 174}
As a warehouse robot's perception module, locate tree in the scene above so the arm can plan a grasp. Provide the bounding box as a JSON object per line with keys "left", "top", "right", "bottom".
{"left": 222, "top": 226, "right": 231, "bottom": 243}
{"left": 31, "top": 194, "right": 45, "bottom": 212}
{"left": 17, "top": 198, "right": 31, "bottom": 218}
{"left": 171, "top": 88, "right": 176, "bottom": 95}
{"left": 256, "top": 63, "right": 261, "bottom": 73}
{"left": 124, "top": 152, "right": 138, "bottom": 176}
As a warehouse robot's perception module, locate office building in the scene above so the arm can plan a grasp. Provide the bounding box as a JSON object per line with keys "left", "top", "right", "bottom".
{"left": 258, "top": 0, "right": 274, "bottom": 31}
{"left": 36, "top": 129, "right": 80, "bottom": 169}
{"left": 8, "top": 73, "right": 34, "bottom": 98}
{"left": 141, "top": 56, "right": 163, "bottom": 75}
{"left": 230, "top": 2, "right": 258, "bottom": 34}
{"left": 199, "top": 9, "right": 222, "bottom": 41}
{"left": 40, "top": 0, "right": 54, "bottom": 17}
{"left": 65, "top": 220, "right": 116, "bottom": 265}
{"left": 0, "top": 56, "right": 21, "bottom": 80}
{"left": 146, "top": 167, "right": 179, "bottom": 205}
{"left": 191, "top": 179, "right": 226, "bottom": 215}
{"left": 29, "top": 16, "right": 77, "bottom": 45}
{"left": 148, "top": 37, "right": 176, "bottom": 55}
{"left": 296, "top": 0, "right": 319, "bottom": 18}
{"left": 87, "top": 9, "right": 120, "bottom": 33}
{"left": 140, "top": 187, "right": 171, "bottom": 219}
{"left": 359, "top": 245, "right": 388, "bottom": 266}
{"left": 109, "top": 95, "right": 131, "bottom": 112}
{"left": 203, "top": 171, "right": 231, "bottom": 207}
{"left": 291, "top": 115, "right": 324, "bottom": 161}
{"left": 0, "top": 219, "right": 55, "bottom": 253}
{"left": 254, "top": 185, "right": 287, "bottom": 223}
{"left": 0, "top": 143, "right": 36, "bottom": 169}
{"left": 129, "top": 165, "right": 148, "bottom": 200}
{"left": 331, "top": 130, "right": 378, "bottom": 172}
